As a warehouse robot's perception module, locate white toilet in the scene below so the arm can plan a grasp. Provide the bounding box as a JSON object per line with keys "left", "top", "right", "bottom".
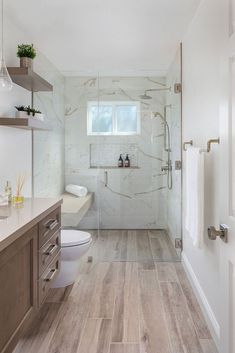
{"left": 52, "top": 229, "right": 92, "bottom": 288}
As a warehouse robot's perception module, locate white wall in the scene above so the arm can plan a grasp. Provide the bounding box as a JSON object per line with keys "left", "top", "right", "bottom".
{"left": 0, "top": 18, "right": 65, "bottom": 198}
{"left": 0, "top": 19, "right": 32, "bottom": 196}
{"left": 182, "top": 0, "right": 223, "bottom": 345}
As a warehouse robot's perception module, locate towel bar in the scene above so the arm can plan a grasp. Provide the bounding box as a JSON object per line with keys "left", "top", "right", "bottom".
{"left": 183, "top": 138, "right": 220, "bottom": 152}
{"left": 183, "top": 140, "right": 193, "bottom": 151}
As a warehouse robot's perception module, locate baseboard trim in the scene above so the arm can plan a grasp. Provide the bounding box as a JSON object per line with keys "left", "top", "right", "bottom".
{"left": 181, "top": 252, "right": 220, "bottom": 346}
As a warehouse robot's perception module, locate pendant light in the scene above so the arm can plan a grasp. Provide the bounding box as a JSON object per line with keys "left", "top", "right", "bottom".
{"left": 0, "top": 0, "right": 12, "bottom": 92}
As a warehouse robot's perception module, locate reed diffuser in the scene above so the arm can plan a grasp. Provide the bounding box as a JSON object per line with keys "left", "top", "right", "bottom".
{"left": 13, "top": 173, "right": 26, "bottom": 204}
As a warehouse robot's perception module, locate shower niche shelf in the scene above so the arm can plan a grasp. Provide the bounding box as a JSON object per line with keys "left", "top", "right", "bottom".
{"left": 7, "top": 67, "right": 53, "bottom": 92}
{"left": 0, "top": 117, "right": 50, "bottom": 131}
{"left": 89, "top": 166, "right": 140, "bottom": 169}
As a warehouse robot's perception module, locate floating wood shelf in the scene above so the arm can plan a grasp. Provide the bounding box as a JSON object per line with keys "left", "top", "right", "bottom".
{"left": 0, "top": 117, "right": 51, "bottom": 131}
{"left": 7, "top": 67, "right": 53, "bottom": 92}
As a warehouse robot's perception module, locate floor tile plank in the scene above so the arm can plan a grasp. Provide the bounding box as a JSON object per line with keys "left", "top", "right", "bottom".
{"left": 175, "top": 263, "right": 211, "bottom": 339}
{"left": 126, "top": 231, "right": 137, "bottom": 261}
{"left": 77, "top": 319, "right": 112, "bottom": 353}
{"left": 89, "top": 262, "right": 118, "bottom": 318}
{"left": 200, "top": 339, "right": 219, "bottom": 353}
{"left": 139, "top": 270, "right": 171, "bottom": 353}
{"left": 137, "top": 231, "right": 155, "bottom": 269}
{"left": 13, "top": 303, "right": 62, "bottom": 353}
{"left": 156, "top": 263, "right": 179, "bottom": 282}
{"left": 111, "top": 263, "right": 139, "bottom": 343}
{"left": 109, "top": 343, "right": 140, "bottom": 353}
{"left": 160, "top": 281, "right": 204, "bottom": 353}
{"left": 47, "top": 272, "right": 96, "bottom": 353}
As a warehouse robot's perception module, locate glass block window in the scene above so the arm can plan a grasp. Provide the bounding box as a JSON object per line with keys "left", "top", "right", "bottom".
{"left": 87, "top": 101, "right": 140, "bottom": 135}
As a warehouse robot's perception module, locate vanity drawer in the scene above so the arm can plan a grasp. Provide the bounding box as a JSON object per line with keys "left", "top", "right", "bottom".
{"left": 38, "top": 230, "right": 61, "bottom": 276}
{"left": 38, "top": 252, "right": 61, "bottom": 306}
{"left": 38, "top": 207, "right": 61, "bottom": 248}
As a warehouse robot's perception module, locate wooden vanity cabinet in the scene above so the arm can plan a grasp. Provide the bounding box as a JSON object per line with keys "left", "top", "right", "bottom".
{"left": 0, "top": 225, "right": 38, "bottom": 353}
{"left": 0, "top": 206, "right": 61, "bottom": 353}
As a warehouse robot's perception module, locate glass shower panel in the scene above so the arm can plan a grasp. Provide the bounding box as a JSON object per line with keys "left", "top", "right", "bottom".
{"left": 95, "top": 68, "right": 182, "bottom": 262}
{"left": 62, "top": 74, "right": 100, "bottom": 233}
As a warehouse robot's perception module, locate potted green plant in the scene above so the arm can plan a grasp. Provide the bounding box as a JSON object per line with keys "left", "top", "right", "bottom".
{"left": 34, "top": 109, "right": 44, "bottom": 121}
{"left": 30, "top": 108, "right": 44, "bottom": 121}
{"left": 15, "top": 105, "right": 28, "bottom": 118}
{"left": 15, "top": 105, "right": 44, "bottom": 120}
{"left": 17, "top": 44, "right": 36, "bottom": 69}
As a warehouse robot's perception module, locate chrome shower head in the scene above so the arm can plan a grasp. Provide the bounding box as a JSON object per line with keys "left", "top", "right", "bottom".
{"left": 139, "top": 87, "right": 171, "bottom": 100}
{"left": 139, "top": 93, "right": 152, "bottom": 100}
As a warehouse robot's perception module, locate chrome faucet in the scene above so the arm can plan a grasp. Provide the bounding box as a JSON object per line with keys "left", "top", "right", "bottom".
{"left": 161, "top": 160, "right": 172, "bottom": 172}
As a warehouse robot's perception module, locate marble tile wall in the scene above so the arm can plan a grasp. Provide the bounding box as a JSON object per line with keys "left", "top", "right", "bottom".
{"left": 65, "top": 76, "right": 169, "bottom": 229}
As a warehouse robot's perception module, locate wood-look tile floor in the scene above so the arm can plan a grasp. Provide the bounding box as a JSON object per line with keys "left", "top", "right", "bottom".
{"left": 13, "top": 230, "right": 218, "bottom": 353}
{"left": 85, "top": 229, "right": 180, "bottom": 264}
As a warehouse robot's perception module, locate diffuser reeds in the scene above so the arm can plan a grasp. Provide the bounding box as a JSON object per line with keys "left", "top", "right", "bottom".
{"left": 13, "top": 173, "right": 26, "bottom": 204}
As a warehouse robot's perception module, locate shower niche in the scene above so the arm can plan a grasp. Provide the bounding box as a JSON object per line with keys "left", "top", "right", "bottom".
{"left": 89, "top": 143, "right": 139, "bottom": 169}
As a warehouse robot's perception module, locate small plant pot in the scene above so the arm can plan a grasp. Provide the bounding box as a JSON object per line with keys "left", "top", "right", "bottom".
{"left": 15, "top": 111, "right": 29, "bottom": 118}
{"left": 34, "top": 113, "right": 44, "bottom": 121}
{"left": 20, "top": 57, "right": 33, "bottom": 69}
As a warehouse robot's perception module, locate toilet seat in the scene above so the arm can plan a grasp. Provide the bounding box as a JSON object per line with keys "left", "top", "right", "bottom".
{"left": 61, "top": 230, "right": 92, "bottom": 247}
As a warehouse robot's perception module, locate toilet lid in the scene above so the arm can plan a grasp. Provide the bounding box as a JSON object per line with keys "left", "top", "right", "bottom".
{"left": 61, "top": 230, "right": 92, "bottom": 247}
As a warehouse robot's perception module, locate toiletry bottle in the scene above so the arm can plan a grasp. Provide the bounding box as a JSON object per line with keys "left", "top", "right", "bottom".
{"left": 118, "top": 154, "right": 124, "bottom": 167}
{"left": 124, "top": 154, "right": 130, "bottom": 167}
{"left": 5, "top": 181, "right": 12, "bottom": 203}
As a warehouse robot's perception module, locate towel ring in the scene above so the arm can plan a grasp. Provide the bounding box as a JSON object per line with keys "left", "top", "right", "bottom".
{"left": 183, "top": 140, "right": 193, "bottom": 151}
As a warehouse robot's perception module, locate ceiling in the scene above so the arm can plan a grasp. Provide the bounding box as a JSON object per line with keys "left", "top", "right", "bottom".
{"left": 6, "top": 0, "right": 200, "bottom": 76}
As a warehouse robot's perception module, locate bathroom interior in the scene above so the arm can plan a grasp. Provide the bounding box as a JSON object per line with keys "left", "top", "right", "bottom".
{"left": 0, "top": 0, "right": 232, "bottom": 352}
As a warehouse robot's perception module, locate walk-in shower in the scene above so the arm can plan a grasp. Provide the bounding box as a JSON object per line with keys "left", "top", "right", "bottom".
{"left": 31, "top": 47, "right": 182, "bottom": 264}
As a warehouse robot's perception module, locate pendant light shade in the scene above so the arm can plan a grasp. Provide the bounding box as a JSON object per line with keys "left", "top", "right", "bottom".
{"left": 0, "top": 0, "right": 12, "bottom": 92}
{"left": 0, "top": 58, "right": 12, "bottom": 91}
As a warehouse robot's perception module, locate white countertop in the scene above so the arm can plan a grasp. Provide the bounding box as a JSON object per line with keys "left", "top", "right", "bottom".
{"left": 0, "top": 197, "right": 63, "bottom": 252}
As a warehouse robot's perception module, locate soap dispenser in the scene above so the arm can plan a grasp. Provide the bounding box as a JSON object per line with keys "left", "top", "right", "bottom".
{"left": 118, "top": 154, "right": 123, "bottom": 167}
{"left": 5, "top": 181, "right": 12, "bottom": 203}
{"left": 124, "top": 154, "right": 130, "bottom": 167}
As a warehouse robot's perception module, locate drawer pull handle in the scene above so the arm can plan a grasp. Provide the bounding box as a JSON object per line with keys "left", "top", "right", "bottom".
{"left": 44, "top": 268, "right": 57, "bottom": 282}
{"left": 44, "top": 244, "right": 58, "bottom": 256}
{"left": 45, "top": 219, "right": 58, "bottom": 231}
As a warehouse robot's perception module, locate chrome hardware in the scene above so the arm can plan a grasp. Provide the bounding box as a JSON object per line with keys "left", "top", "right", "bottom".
{"left": 44, "top": 244, "right": 58, "bottom": 256}
{"left": 104, "top": 171, "right": 108, "bottom": 187}
{"left": 174, "top": 83, "right": 182, "bottom": 94}
{"left": 175, "top": 238, "right": 182, "bottom": 249}
{"left": 183, "top": 138, "right": 220, "bottom": 153}
{"left": 175, "top": 160, "right": 182, "bottom": 170}
{"left": 44, "top": 268, "right": 57, "bottom": 282}
{"left": 45, "top": 219, "right": 58, "bottom": 230}
{"left": 161, "top": 161, "right": 172, "bottom": 172}
{"left": 207, "top": 224, "right": 228, "bottom": 243}
{"left": 206, "top": 138, "right": 220, "bottom": 153}
{"left": 183, "top": 140, "right": 193, "bottom": 151}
